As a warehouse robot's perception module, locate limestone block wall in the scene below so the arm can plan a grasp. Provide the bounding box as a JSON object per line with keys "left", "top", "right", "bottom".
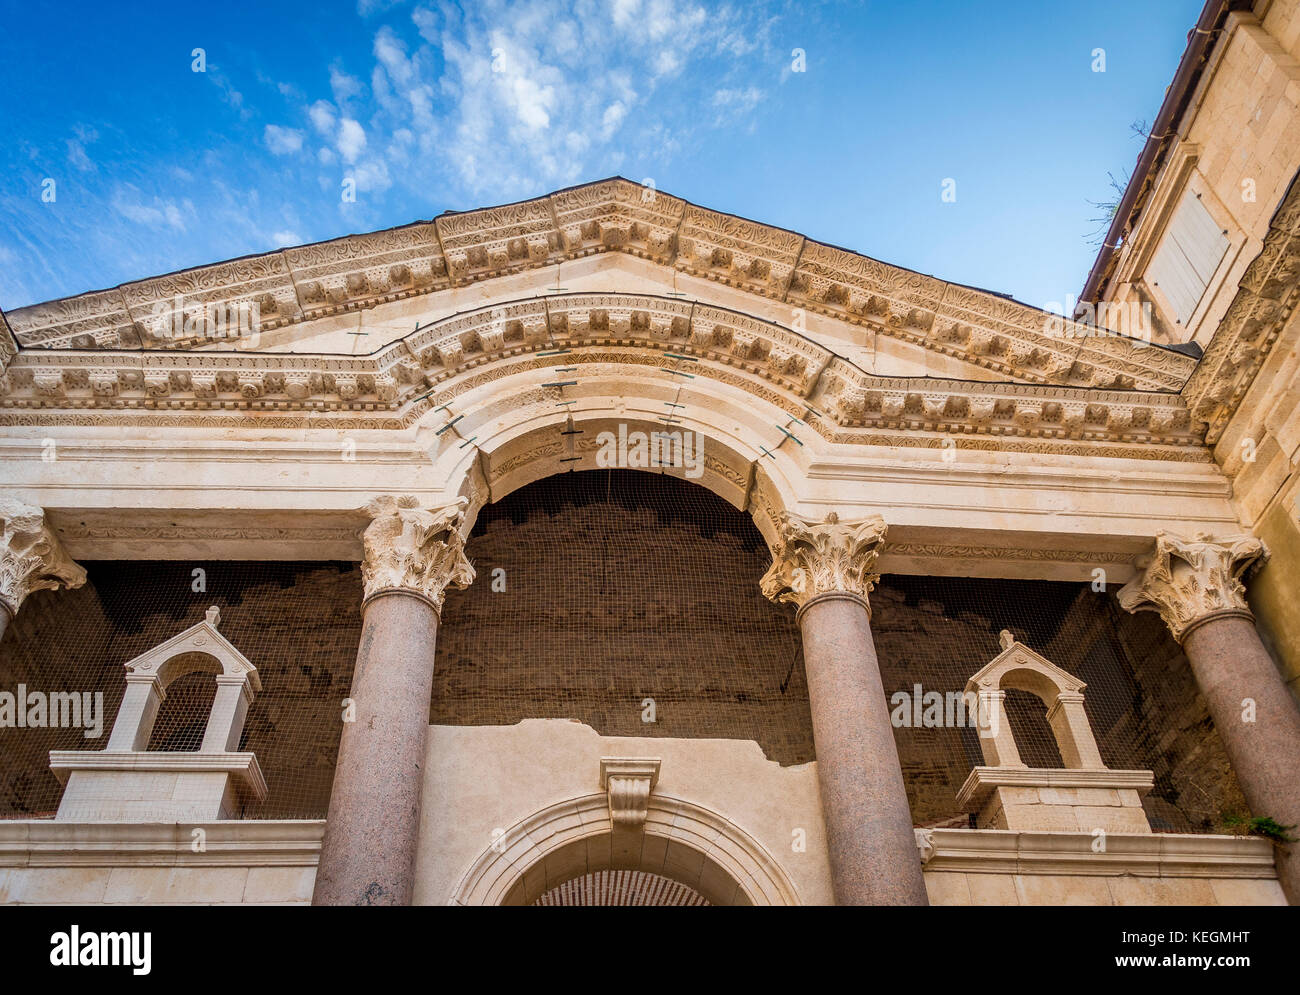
{"left": 416, "top": 719, "right": 832, "bottom": 905}
{"left": 416, "top": 719, "right": 1285, "bottom": 907}
{"left": 0, "top": 821, "right": 320, "bottom": 905}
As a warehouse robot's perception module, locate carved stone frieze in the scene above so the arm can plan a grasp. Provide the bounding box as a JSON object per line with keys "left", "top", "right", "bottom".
{"left": 359, "top": 495, "right": 475, "bottom": 613}
{"left": 0, "top": 292, "right": 1206, "bottom": 461}
{"left": 285, "top": 223, "right": 450, "bottom": 318}
{"left": 760, "top": 511, "right": 888, "bottom": 612}
{"left": 550, "top": 178, "right": 685, "bottom": 263}
{"left": 1116, "top": 531, "right": 1268, "bottom": 641}
{"left": 1, "top": 178, "right": 1196, "bottom": 397}
{"left": 0, "top": 498, "right": 87, "bottom": 618}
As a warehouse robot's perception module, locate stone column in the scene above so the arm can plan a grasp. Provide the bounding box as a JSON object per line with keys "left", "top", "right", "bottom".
{"left": 1119, "top": 531, "right": 1300, "bottom": 904}
{"left": 312, "top": 496, "right": 474, "bottom": 906}
{"left": 0, "top": 498, "right": 86, "bottom": 642}
{"left": 761, "top": 511, "right": 928, "bottom": 906}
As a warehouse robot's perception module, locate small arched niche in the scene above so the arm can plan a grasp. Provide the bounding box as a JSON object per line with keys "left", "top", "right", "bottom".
{"left": 49, "top": 607, "right": 267, "bottom": 822}
{"left": 955, "top": 630, "right": 1155, "bottom": 835}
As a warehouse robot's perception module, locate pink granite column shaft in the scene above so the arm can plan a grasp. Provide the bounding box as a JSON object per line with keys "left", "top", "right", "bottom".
{"left": 1181, "top": 611, "right": 1300, "bottom": 904}
{"left": 798, "top": 592, "right": 929, "bottom": 906}
{"left": 312, "top": 590, "right": 440, "bottom": 905}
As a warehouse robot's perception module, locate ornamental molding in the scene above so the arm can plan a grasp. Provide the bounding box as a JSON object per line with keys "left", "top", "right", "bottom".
{"left": 359, "top": 495, "right": 474, "bottom": 613}
{"left": 1183, "top": 171, "right": 1300, "bottom": 445}
{"left": 4, "top": 178, "right": 1192, "bottom": 392}
{"left": 760, "top": 511, "right": 888, "bottom": 612}
{"left": 0, "top": 498, "right": 86, "bottom": 618}
{"left": 0, "top": 292, "right": 1208, "bottom": 461}
{"left": 1116, "top": 531, "right": 1268, "bottom": 641}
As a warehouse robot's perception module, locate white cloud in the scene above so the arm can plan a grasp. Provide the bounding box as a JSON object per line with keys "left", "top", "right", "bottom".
{"left": 308, "top": 100, "right": 337, "bottom": 136}
{"left": 271, "top": 229, "right": 302, "bottom": 246}
{"left": 601, "top": 101, "right": 628, "bottom": 140}
{"left": 330, "top": 66, "right": 365, "bottom": 106}
{"left": 111, "top": 187, "right": 190, "bottom": 231}
{"left": 264, "top": 124, "right": 305, "bottom": 155}
{"left": 338, "top": 118, "right": 367, "bottom": 163}
{"left": 712, "top": 86, "right": 763, "bottom": 119}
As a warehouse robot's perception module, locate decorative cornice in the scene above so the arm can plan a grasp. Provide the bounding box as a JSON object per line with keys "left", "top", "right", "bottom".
{"left": 359, "top": 495, "right": 474, "bottom": 613}
{"left": 0, "top": 819, "right": 323, "bottom": 868}
{"left": 0, "top": 310, "right": 17, "bottom": 373}
{"left": 49, "top": 751, "right": 268, "bottom": 802}
{"left": 0, "top": 498, "right": 86, "bottom": 618}
{"left": 918, "top": 827, "right": 1279, "bottom": 879}
{"left": 1183, "top": 170, "right": 1300, "bottom": 445}
{"left": 760, "top": 511, "right": 887, "bottom": 613}
{"left": 0, "top": 292, "right": 1208, "bottom": 460}
{"left": 955, "top": 767, "right": 1155, "bottom": 812}
{"left": 1116, "top": 531, "right": 1268, "bottom": 642}
{"left": 4, "top": 178, "right": 1192, "bottom": 391}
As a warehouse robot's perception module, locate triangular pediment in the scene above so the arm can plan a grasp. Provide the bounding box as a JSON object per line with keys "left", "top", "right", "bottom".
{"left": 1, "top": 178, "right": 1194, "bottom": 393}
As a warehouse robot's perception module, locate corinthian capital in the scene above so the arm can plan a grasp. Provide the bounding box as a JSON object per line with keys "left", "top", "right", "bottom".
{"left": 360, "top": 495, "right": 475, "bottom": 614}
{"left": 0, "top": 498, "right": 87, "bottom": 618}
{"left": 760, "top": 511, "right": 888, "bottom": 613}
{"left": 1117, "top": 531, "right": 1267, "bottom": 642}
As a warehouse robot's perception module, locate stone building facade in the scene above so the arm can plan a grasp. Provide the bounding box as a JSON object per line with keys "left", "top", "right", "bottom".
{"left": 1, "top": 0, "right": 1299, "bottom": 906}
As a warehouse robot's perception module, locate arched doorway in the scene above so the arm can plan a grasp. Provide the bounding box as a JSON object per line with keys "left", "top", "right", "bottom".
{"left": 452, "top": 792, "right": 799, "bottom": 906}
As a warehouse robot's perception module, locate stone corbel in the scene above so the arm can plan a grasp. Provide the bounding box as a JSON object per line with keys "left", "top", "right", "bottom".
{"left": 600, "top": 758, "right": 661, "bottom": 829}
{"left": 0, "top": 498, "right": 87, "bottom": 620}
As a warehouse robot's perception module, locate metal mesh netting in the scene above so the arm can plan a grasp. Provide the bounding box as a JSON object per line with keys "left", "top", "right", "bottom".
{"left": 432, "top": 469, "right": 810, "bottom": 759}
{"left": 0, "top": 469, "right": 1244, "bottom": 831}
{"left": 0, "top": 562, "right": 362, "bottom": 819}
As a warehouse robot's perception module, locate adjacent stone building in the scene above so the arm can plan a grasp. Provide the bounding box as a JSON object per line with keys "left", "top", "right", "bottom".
{"left": 1, "top": 0, "right": 1299, "bottom": 905}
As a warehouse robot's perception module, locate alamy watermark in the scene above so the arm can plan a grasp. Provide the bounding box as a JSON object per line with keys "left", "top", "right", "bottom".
{"left": 1042, "top": 297, "right": 1153, "bottom": 346}
{"left": 595, "top": 424, "right": 704, "bottom": 479}
{"left": 0, "top": 685, "right": 104, "bottom": 738}
{"left": 148, "top": 293, "right": 261, "bottom": 343}
{"left": 889, "top": 683, "right": 1000, "bottom": 737}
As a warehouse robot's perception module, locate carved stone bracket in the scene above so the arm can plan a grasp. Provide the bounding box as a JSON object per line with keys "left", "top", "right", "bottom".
{"left": 759, "top": 511, "right": 888, "bottom": 615}
{"left": 600, "top": 757, "right": 661, "bottom": 829}
{"left": 1117, "top": 531, "right": 1268, "bottom": 642}
{"left": 359, "top": 495, "right": 475, "bottom": 614}
{"left": 0, "top": 498, "right": 86, "bottom": 618}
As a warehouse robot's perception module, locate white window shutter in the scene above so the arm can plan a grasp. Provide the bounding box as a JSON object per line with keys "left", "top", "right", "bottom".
{"left": 1147, "top": 189, "right": 1229, "bottom": 324}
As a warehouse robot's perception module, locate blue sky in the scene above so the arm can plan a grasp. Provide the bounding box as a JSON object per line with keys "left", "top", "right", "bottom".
{"left": 0, "top": 0, "right": 1200, "bottom": 313}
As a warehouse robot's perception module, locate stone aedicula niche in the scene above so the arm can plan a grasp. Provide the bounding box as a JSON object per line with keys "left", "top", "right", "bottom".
{"left": 48, "top": 606, "right": 267, "bottom": 822}
{"left": 955, "top": 630, "right": 1155, "bottom": 834}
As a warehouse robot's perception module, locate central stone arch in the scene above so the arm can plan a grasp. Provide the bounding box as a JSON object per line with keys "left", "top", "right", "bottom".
{"left": 407, "top": 297, "right": 814, "bottom": 552}
{"left": 450, "top": 792, "right": 801, "bottom": 906}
